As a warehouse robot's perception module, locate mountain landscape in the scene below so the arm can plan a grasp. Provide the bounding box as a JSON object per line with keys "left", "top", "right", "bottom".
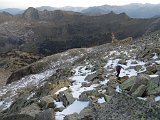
{"left": 1, "top": 3, "right": 160, "bottom": 18}
{"left": 0, "top": 4, "right": 160, "bottom": 120}
{"left": 81, "top": 3, "right": 160, "bottom": 18}
{"left": 0, "top": 8, "right": 23, "bottom": 15}
{"left": 0, "top": 7, "right": 160, "bottom": 57}
{"left": 0, "top": 29, "right": 160, "bottom": 120}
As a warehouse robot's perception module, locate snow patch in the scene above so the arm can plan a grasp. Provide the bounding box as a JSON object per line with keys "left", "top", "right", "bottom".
{"left": 54, "top": 101, "right": 64, "bottom": 108}
{"left": 70, "top": 83, "right": 99, "bottom": 98}
{"left": 149, "top": 75, "right": 159, "bottom": 78}
{"left": 98, "top": 97, "right": 106, "bottom": 103}
{"left": 155, "top": 60, "right": 160, "bottom": 65}
{"left": 27, "top": 92, "right": 35, "bottom": 100}
{"left": 137, "top": 97, "right": 147, "bottom": 101}
{"left": 0, "top": 101, "right": 13, "bottom": 111}
{"left": 155, "top": 96, "right": 160, "bottom": 102}
{"left": 153, "top": 53, "right": 158, "bottom": 59}
{"left": 55, "top": 87, "right": 68, "bottom": 95}
{"left": 99, "top": 79, "right": 109, "bottom": 85}
{"left": 116, "top": 85, "right": 122, "bottom": 93}
{"left": 55, "top": 100, "right": 89, "bottom": 120}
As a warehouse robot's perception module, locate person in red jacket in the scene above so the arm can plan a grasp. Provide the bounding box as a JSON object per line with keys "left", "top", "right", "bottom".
{"left": 116, "top": 64, "right": 124, "bottom": 80}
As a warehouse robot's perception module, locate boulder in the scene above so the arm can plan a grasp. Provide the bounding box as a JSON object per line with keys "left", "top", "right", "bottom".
{"left": 120, "top": 76, "right": 137, "bottom": 90}
{"left": 147, "top": 86, "right": 160, "bottom": 96}
{"left": 154, "top": 48, "right": 160, "bottom": 54}
{"left": 38, "top": 95, "right": 55, "bottom": 109}
{"left": 131, "top": 85, "right": 147, "bottom": 97}
{"left": 146, "top": 64, "right": 157, "bottom": 74}
{"left": 134, "top": 65, "right": 143, "bottom": 72}
{"left": 20, "top": 103, "right": 40, "bottom": 117}
{"left": 1, "top": 114, "right": 35, "bottom": 120}
{"left": 36, "top": 109, "right": 55, "bottom": 120}
{"left": 85, "top": 73, "right": 98, "bottom": 81}
{"left": 64, "top": 113, "right": 78, "bottom": 120}
{"left": 79, "top": 90, "right": 99, "bottom": 101}
{"left": 6, "top": 62, "right": 47, "bottom": 84}
{"left": 131, "top": 61, "right": 138, "bottom": 64}
{"left": 118, "top": 59, "right": 127, "bottom": 65}
{"left": 129, "top": 74, "right": 149, "bottom": 94}
{"left": 5, "top": 97, "right": 29, "bottom": 114}
{"left": 156, "top": 65, "right": 160, "bottom": 71}
{"left": 78, "top": 108, "right": 94, "bottom": 120}
{"left": 58, "top": 91, "right": 75, "bottom": 107}
{"left": 81, "top": 82, "right": 91, "bottom": 87}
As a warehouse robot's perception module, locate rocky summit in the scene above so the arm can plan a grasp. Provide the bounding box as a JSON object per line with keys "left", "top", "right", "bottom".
{"left": 0, "top": 30, "right": 160, "bottom": 120}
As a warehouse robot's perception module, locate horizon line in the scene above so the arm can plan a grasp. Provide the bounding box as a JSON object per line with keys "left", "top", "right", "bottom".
{"left": 0, "top": 2, "right": 160, "bottom": 9}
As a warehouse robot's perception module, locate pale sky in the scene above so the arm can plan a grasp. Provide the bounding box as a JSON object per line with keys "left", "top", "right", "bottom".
{"left": 0, "top": 0, "right": 160, "bottom": 9}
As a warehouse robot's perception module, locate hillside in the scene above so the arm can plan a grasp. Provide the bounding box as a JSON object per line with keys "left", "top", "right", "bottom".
{"left": 0, "top": 7, "right": 160, "bottom": 56}
{"left": 0, "top": 30, "right": 160, "bottom": 120}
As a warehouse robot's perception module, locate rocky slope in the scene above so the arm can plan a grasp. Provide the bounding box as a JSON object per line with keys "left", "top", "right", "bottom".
{"left": 0, "top": 30, "right": 160, "bottom": 120}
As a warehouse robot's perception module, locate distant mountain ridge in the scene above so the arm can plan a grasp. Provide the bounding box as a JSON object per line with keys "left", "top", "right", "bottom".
{"left": 0, "top": 8, "right": 23, "bottom": 15}
{"left": 81, "top": 3, "right": 160, "bottom": 18}
{"left": 1, "top": 3, "right": 160, "bottom": 18}
{"left": 36, "top": 6, "right": 86, "bottom": 12}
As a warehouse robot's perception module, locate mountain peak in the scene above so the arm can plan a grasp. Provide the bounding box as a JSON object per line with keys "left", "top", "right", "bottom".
{"left": 23, "top": 7, "right": 39, "bottom": 20}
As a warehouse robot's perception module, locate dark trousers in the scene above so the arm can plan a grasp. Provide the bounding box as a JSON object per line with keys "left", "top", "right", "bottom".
{"left": 116, "top": 71, "right": 120, "bottom": 80}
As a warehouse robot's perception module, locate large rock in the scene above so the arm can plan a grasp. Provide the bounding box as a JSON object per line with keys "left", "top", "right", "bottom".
{"left": 118, "top": 59, "right": 127, "bottom": 65}
{"left": 147, "top": 86, "right": 160, "bottom": 96}
{"left": 64, "top": 113, "right": 78, "bottom": 120}
{"left": 131, "top": 84, "right": 147, "bottom": 97}
{"left": 120, "top": 76, "right": 137, "bottom": 90}
{"left": 0, "top": 114, "right": 35, "bottom": 120}
{"left": 6, "top": 61, "right": 48, "bottom": 84}
{"left": 79, "top": 90, "right": 99, "bottom": 101}
{"left": 5, "top": 97, "right": 28, "bottom": 114}
{"left": 146, "top": 75, "right": 160, "bottom": 96}
{"left": 129, "top": 74, "right": 149, "bottom": 94}
{"left": 85, "top": 73, "right": 98, "bottom": 81}
{"left": 36, "top": 109, "right": 55, "bottom": 120}
{"left": 58, "top": 91, "right": 75, "bottom": 107}
{"left": 38, "top": 96, "right": 55, "bottom": 109}
{"left": 146, "top": 64, "right": 157, "bottom": 74}
{"left": 20, "top": 103, "right": 40, "bottom": 117}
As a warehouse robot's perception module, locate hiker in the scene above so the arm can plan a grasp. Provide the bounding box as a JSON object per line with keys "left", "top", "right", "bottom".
{"left": 116, "top": 64, "right": 124, "bottom": 80}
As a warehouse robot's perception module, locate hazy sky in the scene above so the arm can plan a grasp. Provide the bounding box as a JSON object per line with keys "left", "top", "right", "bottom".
{"left": 0, "top": 0, "right": 160, "bottom": 9}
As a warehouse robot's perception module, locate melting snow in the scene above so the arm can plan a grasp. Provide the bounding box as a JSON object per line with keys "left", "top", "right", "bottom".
{"left": 99, "top": 79, "right": 109, "bottom": 85}
{"left": 98, "top": 97, "right": 106, "bottom": 103}
{"left": 0, "top": 101, "right": 13, "bottom": 111}
{"left": 116, "top": 85, "right": 122, "bottom": 93}
{"left": 70, "top": 83, "right": 99, "bottom": 98}
{"left": 55, "top": 87, "right": 68, "bottom": 95}
{"left": 0, "top": 69, "right": 55, "bottom": 98}
{"left": 137, "top": 97, "right": 147, "bottom": 101}
{"left": 27, "top": 92, "right": 35, "bottom": 100}
{"left": 149, "top": 75, "right": 159, "bottom": 78}
{"left": 155, "top": 96, "right": 160, "bottom": 102}
{"left": 155, "top": 60, "right": 160, "bottom": 65}
{"left": 153, "top": 53, "right": 158, "bottom": 59}
{"left": 55, "top": 100, "right": 89, "bottom": 120}
{"left": 54, "top": 101, "right": 64, "bottom": 108}
{"left": 120, "top": 69, "right": 137, "bottom": 77}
